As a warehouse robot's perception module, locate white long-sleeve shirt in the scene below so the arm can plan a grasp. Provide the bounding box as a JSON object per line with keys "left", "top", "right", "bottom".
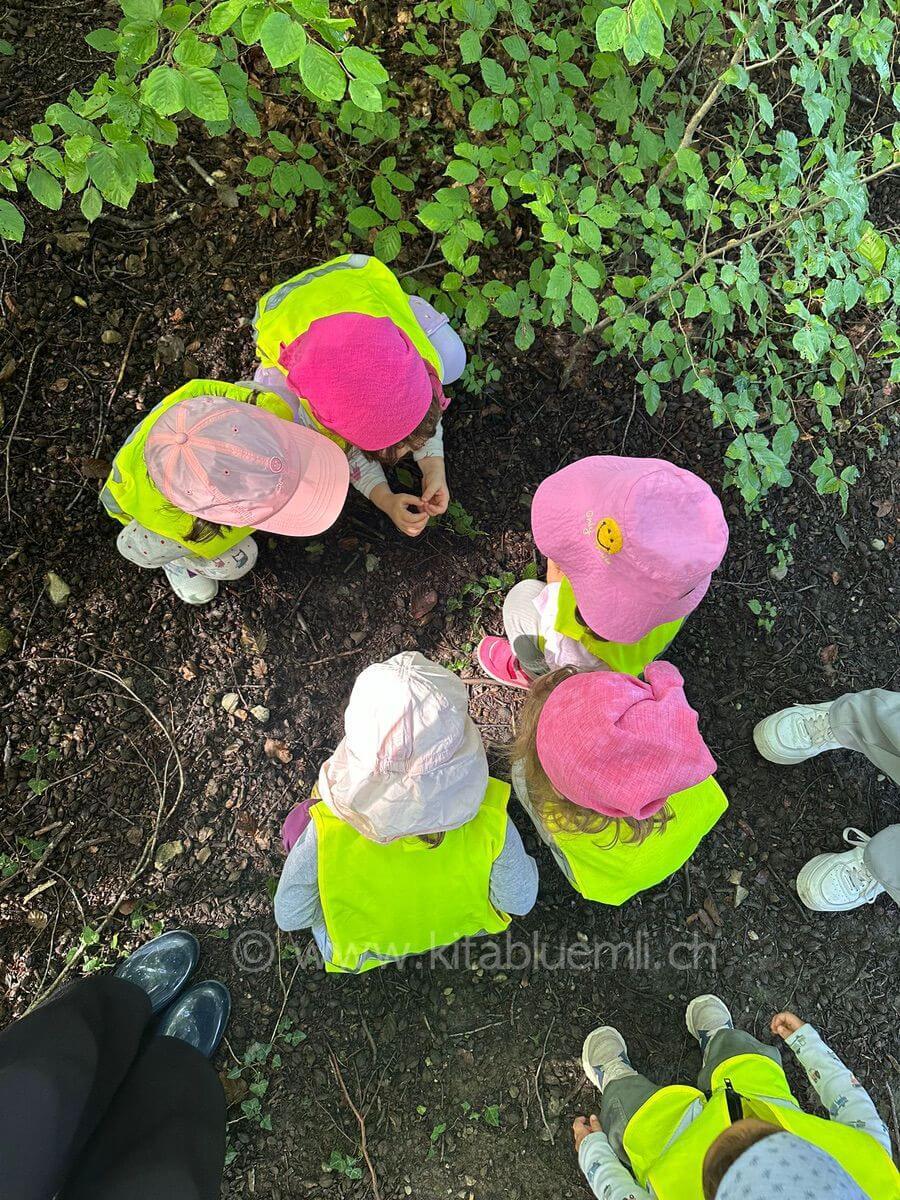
{"left": 578, "top": 1024, "right": 891, "bottom": 1200}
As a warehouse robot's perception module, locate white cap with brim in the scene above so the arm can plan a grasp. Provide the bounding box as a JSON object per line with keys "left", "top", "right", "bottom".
{"left": 317, "top": 652, "right": 489, "bottom": 844}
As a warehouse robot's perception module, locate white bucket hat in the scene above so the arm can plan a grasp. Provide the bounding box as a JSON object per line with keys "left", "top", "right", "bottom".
{"left": 318, "top": 652, "right": 489, "bottom": 844}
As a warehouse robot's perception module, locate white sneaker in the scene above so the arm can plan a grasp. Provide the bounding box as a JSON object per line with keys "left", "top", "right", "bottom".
{"left": 796, "top": 828, "right": 885, "bottom": 911}
{"left": 581, "top": 1026, "right": 637, "bottom": 1092}
{"left": 685, "top": 994, "right": 734, "bottom": 1052}
{"left": 753, "top": 701, "right": 840, "bottom": 765}
{"left": 163, "top": 562, "right": 219, "bottom": 605}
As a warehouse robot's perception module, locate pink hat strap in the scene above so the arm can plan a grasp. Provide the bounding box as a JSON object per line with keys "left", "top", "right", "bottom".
{"left": 424, "top": 360, "right": 450, "bottom": 412}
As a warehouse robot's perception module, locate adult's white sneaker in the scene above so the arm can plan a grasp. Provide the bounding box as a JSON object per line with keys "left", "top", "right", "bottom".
{"left": 796, "top": 828, "right": 885, "bottom": 911}
{"left": 581, "top": 1026, "right": 637, "bottom": 1092}
{"left": 753, "top": 701, "right": 840, "bottom": 765}
{"left": 685, "top": 994, "right": 734, "bottom": 1053}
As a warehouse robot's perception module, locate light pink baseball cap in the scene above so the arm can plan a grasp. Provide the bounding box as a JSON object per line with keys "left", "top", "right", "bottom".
{"left": 531, "top": 456, "right": 728, "bottom": 643}
{"left": 536, "top": 662, "right": 716, "bottom": 820}
{"left": 279, "top": 313, "right": 448, "bottom": 452}
{"left": 144, "top": 395, "right": 349, "bottom": 535}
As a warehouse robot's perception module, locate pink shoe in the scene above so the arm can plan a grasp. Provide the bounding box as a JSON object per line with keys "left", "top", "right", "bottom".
{"left": 476, "top": 637, "right": 531, "bottom": 689}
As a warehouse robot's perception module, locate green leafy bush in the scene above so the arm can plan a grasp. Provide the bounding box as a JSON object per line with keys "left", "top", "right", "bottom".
{"left": 0, "top": 0, "right": 388, "bottom": 230}
{"left": 387, "top": 0, "right": 899, "bottom": 508}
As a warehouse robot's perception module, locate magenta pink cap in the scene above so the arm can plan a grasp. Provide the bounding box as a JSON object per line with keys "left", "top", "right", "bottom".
{"left": 279, "top": 313, "right": 448, "bottom": 452}
{"left": 531, "top": 457, "right": 728, "bottom": 643}
{"left": 145, "top": 395, "right": 349, "bottom": 536}
{"left": 535, "top": 662, "right": 716, "bottom": 820}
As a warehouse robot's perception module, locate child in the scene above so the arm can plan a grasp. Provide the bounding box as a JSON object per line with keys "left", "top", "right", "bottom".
{"left": 477, "top": 456, "right": 729, "bottom": 685}
{"left": 102, "top": 379, "right": 348, "bottom": 604}
{"left": 574, "top": 996, "right": 897, "bottom": 1200}
{"left": 252, "top": 253, "right": 466, "bottom": 538}
{"left": 273, "top": 652, "right": 538, "bottom": 972}
{"left": 510, "top": 661, "right": 727, "bottom": 904}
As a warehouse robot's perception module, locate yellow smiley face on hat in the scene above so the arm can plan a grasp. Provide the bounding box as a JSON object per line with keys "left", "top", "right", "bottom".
{"left": 595, "top": 517, "right": 623, "bottom": 555}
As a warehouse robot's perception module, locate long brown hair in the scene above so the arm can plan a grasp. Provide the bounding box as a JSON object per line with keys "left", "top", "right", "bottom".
{"left": 361, "top": 393, "right": 442, "bottom": 466}
{"left": 511, "top": 667, "right": 672, "bottom": 845}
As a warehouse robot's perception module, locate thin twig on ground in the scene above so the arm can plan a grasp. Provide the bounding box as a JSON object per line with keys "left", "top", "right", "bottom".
{"left": 534, "top": 1017, "right": 556, "bottom": 1144}
{"left": 329, "top": 1048, "right": 383, "bottom": 1200}
{"left": 3, "top": 341, "right": 41, "bottom": 521}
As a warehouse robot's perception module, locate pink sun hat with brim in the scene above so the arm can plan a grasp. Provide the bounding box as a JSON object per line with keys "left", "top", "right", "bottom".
{"left": 144, "top": 394, "right": 349, "bottom": 536}
{"left": 531, "top": 456, "right": 728, "bottom": 644}
{"left": 317, "top": 651, "right": 488, "bottom": 844}
{"left": 279, "top": 313, "right": 449, "bottom": 452}
{"left": 535, "top": 661, "right": 717, "bottom": 820}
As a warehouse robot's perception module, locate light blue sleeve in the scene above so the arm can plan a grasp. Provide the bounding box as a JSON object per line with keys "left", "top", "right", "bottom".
{"left": 273, "top": 823, "right": 322, "bottom": 932}
{"left": 488, "top": 816, "right": 539, "bottom": 915}
{"left": 578, "top": 1131, "right": 653, "bottom": 1200}
{"left": 785, "top": 1024, "right": 892, "bottom": 1155}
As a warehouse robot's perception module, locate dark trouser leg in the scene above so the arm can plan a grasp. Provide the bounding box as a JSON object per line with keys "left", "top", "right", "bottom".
{"left": 600, "top": 1074, "right": 664, "bottom": 1164}
{"left": 0, "top": 975, "right": 151, "bottom": 1200}
{"left": 697, "top": 1028, "right": 782, "bottom": 1092}
{"left": 60, "top": 1036, "right": 226, "bottom": 1200}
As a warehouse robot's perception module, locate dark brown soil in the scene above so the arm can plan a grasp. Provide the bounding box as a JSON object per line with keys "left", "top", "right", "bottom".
{"left": 2, "top": 8, "right": 899, "bottom": 1200}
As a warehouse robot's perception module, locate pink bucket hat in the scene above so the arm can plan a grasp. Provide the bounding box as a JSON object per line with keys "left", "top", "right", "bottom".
{"left": 145, "top": 395, "right": 349, "bottom": 535}
{"left": 279, "top": 313, "right": 448, "bottom": 452}
{"left": 531, "top": 457, "right": 728, "bottom": 643}
{"left": 535, "top": 662, "right": 716, "bottom": 820}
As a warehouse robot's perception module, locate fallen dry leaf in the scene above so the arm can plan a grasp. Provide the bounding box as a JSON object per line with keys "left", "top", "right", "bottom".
{"left": 78, "top": 457, "right": 112, "bottom": 479}
{"left": 411, "top": 587, "right": 438, "bottom": 620}
{"left": 264, "top": 737, "right": 292, "bottom": 764}
{"left": 874, "top": 498, "right": 893, "bottom": 518}
{"left": 819, "top": 643, "right": 838, "bottom": 664}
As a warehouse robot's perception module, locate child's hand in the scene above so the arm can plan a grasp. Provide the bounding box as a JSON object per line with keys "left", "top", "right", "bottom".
{"left": 771, "top": 1011, "right": 804, "bottom": 1039}
{"left": 418, "top": 456, "right": 450, "bottom": 517}
{"left": 572, "top": 1115, "right": 602, "bottom": 1150}
{"left": 385, "top": 492, "right": 430, "bottom": 537}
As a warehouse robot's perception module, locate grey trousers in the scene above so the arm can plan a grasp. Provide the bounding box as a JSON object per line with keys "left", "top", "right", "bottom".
{"left": 830, "top": 689, "right": 900, "bottom": 900}
{"left": 502, "top": 579, "right": 549, "bottom": 679}
{"left": 600, "top": 1028, "right": 782, "bottom": 1164}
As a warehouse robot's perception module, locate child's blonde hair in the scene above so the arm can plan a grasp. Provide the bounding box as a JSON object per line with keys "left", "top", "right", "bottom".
{"left": 512, "top": 667, "right": 672, "bottom": 845}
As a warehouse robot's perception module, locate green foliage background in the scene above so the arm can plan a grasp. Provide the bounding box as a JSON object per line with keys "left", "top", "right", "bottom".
{"left": 2, "top": 0, "right": 898, "bottom": 510}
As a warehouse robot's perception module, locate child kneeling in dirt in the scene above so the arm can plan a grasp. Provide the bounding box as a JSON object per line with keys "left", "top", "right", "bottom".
{"left": 478, "top": 456, "right": 728, "bottom": 685}
{"left": 101, "top": 379, "right": 348, "bottom": 605}
{"left": 252, "top": 253, "right": 465, "bottom": 538}
{"left": 573, "top": 997, "right": 897, "bottom": 1200}
{"left": 511, "top": 662, "right": 727, "bottom": 905}
{"left": 273, "top": 652, "right": 538, "bottom": 972}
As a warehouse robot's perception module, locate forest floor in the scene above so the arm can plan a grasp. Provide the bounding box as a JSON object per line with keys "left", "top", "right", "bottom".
{"left": 1, "top": 6, "right": 899, "bottom": 1200}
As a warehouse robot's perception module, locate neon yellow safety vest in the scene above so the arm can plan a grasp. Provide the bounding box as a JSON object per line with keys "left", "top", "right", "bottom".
{"left": 547, "top": 576, "right": 684, "bottom": 677}
{"left": 622, "top": 1051, "right": 900, "bottom": 1200}
{"left": 552, "top": 776, "right": 727, "bottom": 905}
{"left": 100, "top": 379, "right": 294, "bottom": 560}
{"left": 312, "top": 778, "right": 512, "bottom": 974}
{"left": 253, "top": 254, "right": 442, "bottom": 449}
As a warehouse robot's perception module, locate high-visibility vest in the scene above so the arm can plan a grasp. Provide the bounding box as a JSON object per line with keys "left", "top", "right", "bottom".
{"left": 547, "top": 576, "right": 684, "bottom": 677}
{"left": 101, "top": 379, "right": 294, "bottom": 559}
{"left": 551, "top": 776, "right": 727, "bottom": 904}
{"left": 622, "top": 1051, "right": 900, "bottom": 1199}
{"left": 253, "top": 254, "right": 442, "bottom": 448}
{"left": 312, "top": 778, "right": 512, "bottom": 974}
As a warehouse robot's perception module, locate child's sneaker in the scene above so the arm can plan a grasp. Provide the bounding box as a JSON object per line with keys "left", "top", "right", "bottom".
{"left": 476, "top": 636, "right": 531, "bottom": 689}
{"left": 685, "top": 994, "right": 734, "bottom": 1052}
{"left": 581, "top": 1026, "right": 637, "bottom": 1092}
{"left": 796, "top": 828, "right": 884, "bottom": 911}
{"left": 753, "top": 701, "right": 840, "bottom": 765}
{"left": 163, "top": 562, "right": 219, "bottom": 605}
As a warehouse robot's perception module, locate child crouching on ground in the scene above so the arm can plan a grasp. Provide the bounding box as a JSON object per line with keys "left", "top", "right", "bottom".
{"left": 273, "top": 652, "right": 538, "bottom": 972}
{"left": 478, "top": 456, "right": 728, "bottom": 685}
{"left": 102, "top": 379, "right": 348, "bottom": 605}
{"left": 574, "top": 998, "right": 897, "bottom": 1200}
{"left": 253, "top": 253, "right": 466, "bottom": 538}
{"left": 510, "top": 661, "right": 727, "bottom": 904}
